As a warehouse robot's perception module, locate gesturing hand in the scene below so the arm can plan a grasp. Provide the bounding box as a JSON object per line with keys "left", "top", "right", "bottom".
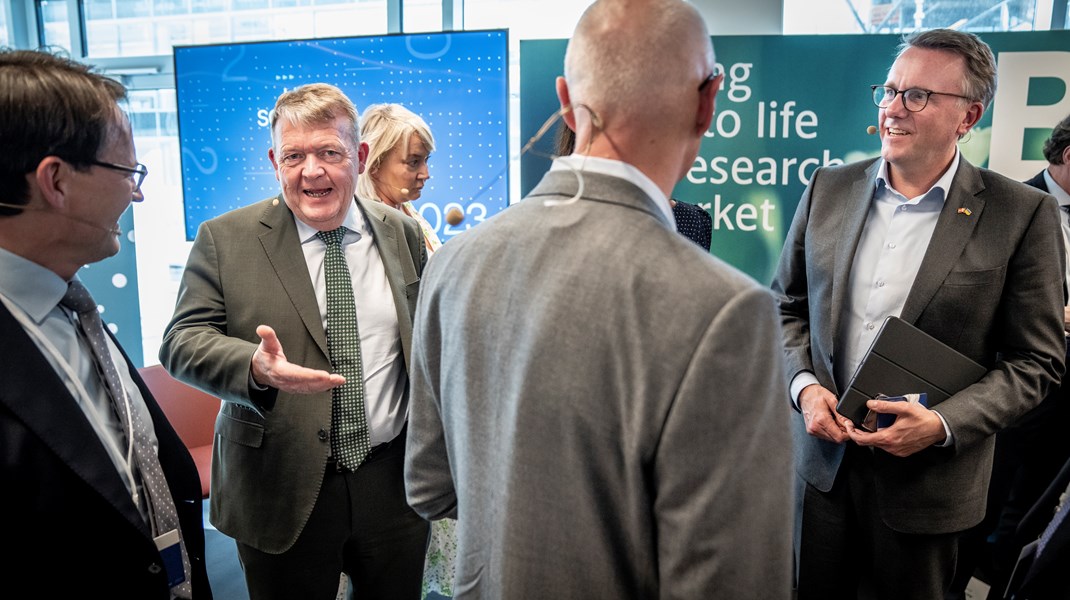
{"left": 250, "top": 324, "right": 345, "bottom": 394}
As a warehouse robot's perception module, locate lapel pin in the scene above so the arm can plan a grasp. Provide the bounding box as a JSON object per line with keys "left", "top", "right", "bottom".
{"left": 957, "top": 207, "right": 972, "bottom": 216}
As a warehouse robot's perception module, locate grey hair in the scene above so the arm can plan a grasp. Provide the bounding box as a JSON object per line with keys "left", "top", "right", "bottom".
{"left": 269, "top": 83, "right": 360, "bottom": 150}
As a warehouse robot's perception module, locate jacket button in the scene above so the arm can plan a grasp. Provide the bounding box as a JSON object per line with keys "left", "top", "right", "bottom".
{"left": 148, "top": 563, "right": 162, "bottom": 574}
{"left": 318, "top": 429, "right": 329, "bottom": 442}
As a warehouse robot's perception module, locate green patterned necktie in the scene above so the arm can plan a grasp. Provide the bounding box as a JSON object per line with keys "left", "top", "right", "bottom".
{"left": 317, "top": 227, "right": 371, "bottom": 470}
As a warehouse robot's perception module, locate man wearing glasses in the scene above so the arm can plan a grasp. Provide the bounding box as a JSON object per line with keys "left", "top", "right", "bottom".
{"left": 0, "top": 49, "right": 212, "bottom": 597}
{"left": 772, "top": 29, "right": 1065, "bottom": 599}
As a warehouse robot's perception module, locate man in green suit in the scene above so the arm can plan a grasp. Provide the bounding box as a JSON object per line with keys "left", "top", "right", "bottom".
{"left": 161, "top": 83, "right": 428, "bottom": 600}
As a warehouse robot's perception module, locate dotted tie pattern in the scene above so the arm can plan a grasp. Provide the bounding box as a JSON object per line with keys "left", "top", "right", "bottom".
{"left": 61, "top": 280, "right": 192, "bottom": 598}
{"left": 1036, "top": 480, "right": 1070, "bottom": 557}
{"left": 317, "top": 227, "right": 371, "bottom": 471}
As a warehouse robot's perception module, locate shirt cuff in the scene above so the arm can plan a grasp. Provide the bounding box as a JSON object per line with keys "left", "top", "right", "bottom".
{"left": 790, "top": 371, "right": 820, "bottom": 410}
{"left": 932, "top": 410, "right": 953, "bottom": 447}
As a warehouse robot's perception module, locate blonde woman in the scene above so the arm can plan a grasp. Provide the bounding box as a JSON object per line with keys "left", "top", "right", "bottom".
{"left": 358, "top": 103, "right": 455, "bottom": 598}
{"left": 358, "top": 103, "right": 442, "bottom": 255}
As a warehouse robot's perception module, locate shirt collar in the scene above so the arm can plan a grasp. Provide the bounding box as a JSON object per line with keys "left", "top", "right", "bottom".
{"left": 293, "top": 197, "right": 366, "bottom": 244}
{"left": 0, "top": 246, "right": 69, "bottom": 324}
{"left": 1043, "top": 169, "right": 1070, "bottom": 207}
{"left": 875, "top": 149, "right": 961, "bottom": 206}
{"left": 551, "top": 154, "right": 675, "bottom": 229}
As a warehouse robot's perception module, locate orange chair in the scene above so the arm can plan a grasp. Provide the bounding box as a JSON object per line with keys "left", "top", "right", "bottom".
{"left": 138, "top": 364, "right": 220, "bottom": 498}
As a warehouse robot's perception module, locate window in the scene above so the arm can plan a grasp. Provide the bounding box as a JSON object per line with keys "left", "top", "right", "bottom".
{"left": 784, "top": 0, "right": 1057, "bottom": 34}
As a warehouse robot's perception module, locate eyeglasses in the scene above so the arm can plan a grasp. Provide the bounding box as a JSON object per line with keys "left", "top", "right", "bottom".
{"left": 698, "top": 72, "right": 716, "bottom": 92}
{"left": 88, "top": 159, "right": 148, "bottom": 192}
{"left": 871, "top": 85, "right": 972, "bottom": 113}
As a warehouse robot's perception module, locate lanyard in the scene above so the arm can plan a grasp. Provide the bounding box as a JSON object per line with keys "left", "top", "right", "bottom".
{"left": 0, "top": 291, "right": 140, "bottom": 509}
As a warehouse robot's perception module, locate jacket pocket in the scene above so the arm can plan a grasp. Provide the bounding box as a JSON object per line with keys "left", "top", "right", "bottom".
{"left": 217, "top": 404, "right": 265, "bottom": 448}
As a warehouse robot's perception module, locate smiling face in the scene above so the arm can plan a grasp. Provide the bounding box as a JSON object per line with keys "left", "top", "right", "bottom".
{"left": 371, "top": 132, "right": 431, "bottom": 209}
{"left": 66, "top": 115, "right": 141, "bottom": 264}
{"left": 268, "top": 114, "right": 367, "bottom": 231}
{"left": 879, "top": 46, "right": 984, "bottom": 193}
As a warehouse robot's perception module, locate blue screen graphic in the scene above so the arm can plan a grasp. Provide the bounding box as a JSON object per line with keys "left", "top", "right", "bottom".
{"left": 174, "top": 30, "right": 509, "bottom": 241}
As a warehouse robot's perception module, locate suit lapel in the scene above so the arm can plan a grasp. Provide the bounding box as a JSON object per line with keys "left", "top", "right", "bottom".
{"left": 900, "top": 161, "right": 986, "bottom": 324}
{"left": 0, "top": 303, "right": 150, "bottom": 535}
{"left": 358, "top": 196, "right": 417, "bottom": 366}
{"left": 257, "top": 195, "right": 329, "bottom": 358}
{"left": 828, "top": 160, "right": 881, "bottom": 353}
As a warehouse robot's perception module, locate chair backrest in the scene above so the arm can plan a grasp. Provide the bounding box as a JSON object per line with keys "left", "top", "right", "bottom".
{"left": 137, "top": 364, "right": 220, "bottom": 498}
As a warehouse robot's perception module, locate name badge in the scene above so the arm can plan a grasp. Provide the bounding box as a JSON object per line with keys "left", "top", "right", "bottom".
{"left": 154, "top": 529, "right": 186, "bottom": 587}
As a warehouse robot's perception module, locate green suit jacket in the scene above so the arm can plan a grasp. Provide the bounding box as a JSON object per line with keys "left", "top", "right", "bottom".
{"left": 160, "top": 194, "right": 425, "bottom": 553}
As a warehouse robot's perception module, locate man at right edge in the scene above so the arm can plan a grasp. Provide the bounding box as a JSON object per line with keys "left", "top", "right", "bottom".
{"left": 772, "top": 29, "right": 1066, "bottom": 599}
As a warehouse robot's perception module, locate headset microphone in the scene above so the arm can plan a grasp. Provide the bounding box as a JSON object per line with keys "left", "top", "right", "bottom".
{"left": 0, "top": 202, "right": 123, "bottom": 235}
{"left": 867, "top": 125, "right": 878, "bottom": 135}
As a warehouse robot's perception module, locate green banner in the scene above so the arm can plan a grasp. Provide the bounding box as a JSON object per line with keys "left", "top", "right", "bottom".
{"left": 520, "top": 32, "right": 1070, "bottom": 284}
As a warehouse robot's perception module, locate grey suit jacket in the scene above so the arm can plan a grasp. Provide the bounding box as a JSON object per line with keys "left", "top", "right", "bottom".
{"left": 159, "top": 195, "right": 425, "bottom": 554}
{"left": 405, "top": 169, "right": 795, "bottom": 599}
{"left": 772, "top": 158, "right": 1066, "bottom": 534}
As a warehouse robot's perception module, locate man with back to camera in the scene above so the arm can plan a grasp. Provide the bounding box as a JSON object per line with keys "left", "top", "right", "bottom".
{"left": 771, "top": 29, "right": 1066, "bottom": 599}
{"left": 0, "top": 48, "right": 212, "bottom": 598}
{"left": 404, "top": 1, "right": 794, "bottom": 598}
{"left": 159, "top": 83, "right": 428, "bottom": 599}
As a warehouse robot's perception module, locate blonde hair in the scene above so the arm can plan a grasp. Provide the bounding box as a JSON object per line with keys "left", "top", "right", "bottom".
{"left": 356, "top": 103, "right": 435, "bottom": 201}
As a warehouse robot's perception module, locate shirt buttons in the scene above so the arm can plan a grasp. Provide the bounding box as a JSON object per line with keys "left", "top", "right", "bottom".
{"left": 888, "top": 242, "right": 896, "bottom": 249}
{"left": 877, "top": 280, "right": 885, "bottom": 288}
{"left": 866, "top": 322, "right": 875, "bottom": 330}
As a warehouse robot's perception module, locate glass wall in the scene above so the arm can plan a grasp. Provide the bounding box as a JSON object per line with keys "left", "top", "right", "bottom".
{"left": 784, "top": 0, "right": 1055, "bottom": 34}
{"left": 7, "top": 0, "right": 1064, "bottom": 364}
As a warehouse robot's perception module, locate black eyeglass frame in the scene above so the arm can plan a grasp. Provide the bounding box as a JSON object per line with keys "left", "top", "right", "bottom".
{"left": 870, "top": 85, "right": 973, "bottom": 113}
{"left": 88, "top": 159, "right": 148, "bottom": 192}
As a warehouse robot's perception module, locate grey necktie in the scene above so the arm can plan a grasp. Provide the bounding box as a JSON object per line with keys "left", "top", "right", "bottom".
{"left": 317, "top": 227, "right": 371, "bottom": 470}
{"left": 62, "top": 280, "right": 192, "bottom": 598}
{"left": 1037, "top": 480, "right": 1070, "bottom": 557}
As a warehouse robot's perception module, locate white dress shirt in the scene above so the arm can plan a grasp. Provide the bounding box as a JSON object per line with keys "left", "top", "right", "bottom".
{"left": 1042, "top": 169, "right": 1070, "bottom": 305}
{"left": 791, "top": 153, "right": 962, "bottom": 443}
{"left": 293, "top": 202, "right": 407, "bottom": 446}
{"left": 552, "top": 154, "right": 677, "bottom": 230}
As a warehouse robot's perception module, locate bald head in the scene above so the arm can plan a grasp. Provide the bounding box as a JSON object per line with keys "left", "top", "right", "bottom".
{"left": 559, "top": 0, "right": 718, "bottom": 194}
{"left": 565, "top": 0, "right": 714, "bottom": 128}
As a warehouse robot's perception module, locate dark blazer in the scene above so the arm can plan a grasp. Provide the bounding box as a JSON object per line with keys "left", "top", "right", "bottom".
{"left": 1024, "top": 171, "right": 1049, "bottom": 194}
{"left": 1005, "top": 456, "right": 1070, "bottom": 599}
{"left": 159, "top": 195, "right": 425, "bottom": 554}
{"left": 772, "top": 157, "right": 1066, "bottom": 534}
{"left": 0, "top": 303, "right": 211, "bottom": 598}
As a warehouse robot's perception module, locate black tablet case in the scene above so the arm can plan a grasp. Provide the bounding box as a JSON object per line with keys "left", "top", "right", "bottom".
{"left": 837, "top": 316, "right": 988, "bottom": 428}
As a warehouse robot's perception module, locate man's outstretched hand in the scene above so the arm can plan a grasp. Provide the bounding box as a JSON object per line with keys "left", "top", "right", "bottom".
{"left": 250, "top": 324, "right": 344, "bottom": 394}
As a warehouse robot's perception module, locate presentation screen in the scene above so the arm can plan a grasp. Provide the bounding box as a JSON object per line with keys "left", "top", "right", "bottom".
{"left": 174, "top": 29, "right": 509, "bottom": 241}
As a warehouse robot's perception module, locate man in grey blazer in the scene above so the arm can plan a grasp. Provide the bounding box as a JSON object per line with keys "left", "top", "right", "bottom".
{"left": 404, "top": 1, "right": 794, "bottom": 598}
{"left": 160, "top": 83, "right": 428, "bottom": 599}
{"left": 771, "top": 30, "right": 1066, "bottom": 599}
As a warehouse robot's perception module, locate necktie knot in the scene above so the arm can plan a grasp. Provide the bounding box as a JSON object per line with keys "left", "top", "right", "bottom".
{"left": 317, "top": 226, "right": 347, "bottom": 247}
{"left": 61, "top": 280, "right": 98, "bottom": 315}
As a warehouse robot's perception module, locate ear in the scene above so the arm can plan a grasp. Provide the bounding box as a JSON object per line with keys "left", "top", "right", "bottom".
{"left": 959, "top": 101, "right": 985, "bottom": 136}
{"left": 1062, "top": 144, "right": 1070, "bottom": 166}
{"left": 356, "top": 141, "right": 369, "bottom": 175}
{"left": 696, "top": 73, "right": 723, "bottom": 136}
{"left": 556, "top": 76, "right": 576, "bottom": 131}
{"left": 33, "top": 156, "right": 68, "bottom": 209}
{"left": 268, "top": 148, "right": 281, "bottom": 182}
